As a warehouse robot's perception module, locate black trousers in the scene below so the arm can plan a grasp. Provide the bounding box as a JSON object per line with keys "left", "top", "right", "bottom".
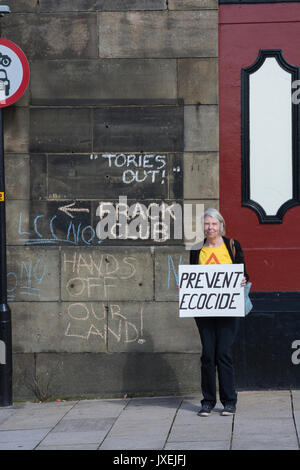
{"left": 195, "top": 316, "right": 240, "bottom": 407}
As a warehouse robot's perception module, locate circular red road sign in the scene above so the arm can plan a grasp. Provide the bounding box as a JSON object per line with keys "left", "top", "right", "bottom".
{"left": 0, "top": 38, "right": 30, "bottom": 108}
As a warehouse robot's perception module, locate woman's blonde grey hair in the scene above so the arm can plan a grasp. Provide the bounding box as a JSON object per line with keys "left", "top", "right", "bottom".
{"left": 202, "top": 207, "right": 226, "bottom": 236}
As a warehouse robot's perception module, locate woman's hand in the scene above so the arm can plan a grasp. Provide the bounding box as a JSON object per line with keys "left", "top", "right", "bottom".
{"left": 241, "top": 276, "right": 247, "bottom": 287}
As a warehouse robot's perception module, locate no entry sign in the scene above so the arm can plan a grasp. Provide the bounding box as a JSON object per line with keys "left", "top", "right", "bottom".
{"left": 0, "top": 38, "right": 29, "bottom": 107}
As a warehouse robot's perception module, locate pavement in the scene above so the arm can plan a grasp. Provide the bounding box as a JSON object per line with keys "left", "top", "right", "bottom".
{"left": 0, "top": 390, "right": 299, "bottom": 451}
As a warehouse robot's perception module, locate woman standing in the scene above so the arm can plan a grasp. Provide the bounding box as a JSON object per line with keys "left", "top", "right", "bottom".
{"left": 190, "top": 208, "right": 249, "bottom": 417}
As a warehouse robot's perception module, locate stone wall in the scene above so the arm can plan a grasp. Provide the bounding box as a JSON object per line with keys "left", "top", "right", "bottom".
{"left": 0, "top": 0, "right": 219, "bottom": 400}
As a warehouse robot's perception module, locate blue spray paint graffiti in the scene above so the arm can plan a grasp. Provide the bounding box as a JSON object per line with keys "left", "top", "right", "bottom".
{"left": 165, "top": 254, "right": 182, "bottom": 297}
{"left": 7, "top": 258, "right": 47, "bottom": 301}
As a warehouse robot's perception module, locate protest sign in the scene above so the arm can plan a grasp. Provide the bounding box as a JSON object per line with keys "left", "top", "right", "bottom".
{"left": 178, "top": 264, "right": 245, "bottom": 317}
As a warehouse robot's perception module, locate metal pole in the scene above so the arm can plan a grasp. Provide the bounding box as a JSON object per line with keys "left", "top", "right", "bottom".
{"left": 0, "top": 107, "right": 12, "bottom": 406}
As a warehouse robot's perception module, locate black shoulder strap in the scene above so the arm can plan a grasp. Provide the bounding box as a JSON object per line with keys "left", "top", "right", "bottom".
{"left": 230, "top": 238, "right": 236, "bottom": 261}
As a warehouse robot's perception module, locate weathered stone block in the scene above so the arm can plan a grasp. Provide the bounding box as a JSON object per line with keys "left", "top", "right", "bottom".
{"left": 101, "top": 0, "right": 167, "bottom": 9}
{"left": 15, "top": 87, "right": 30, "bottom": 107}
{"left": 184, "top": 152, "right": 219, "bottom": 199}
{"left": 13, "top": 353, "right": 36, "bottom": 401}
{"left": 154, "top": 247, "right": 188, "bottom": 301}
{"left": 29, "top": 155, "right": 47, "bottom": 200}
{"left": 99, "top": 11, "right": 217, "bottom": 58}
{"left": 107, "top": 301, "right": 200, "bottom": 353}
{"left": 3, "top": 107, "right": 29, "bottom": 153}
{"left": 1, "top": 13, "right": 98, "bottom": 59}
{"left": 184, "top": 199, "right": 219, "bottom": 210}
{"left": 6, "top": 200, "right": 30, "bottom": 246}
{"left": 11, "top": 302, "right": 107, "bottom": 354}
{"left": 40, "top": 0, "right": 96, "bottom": 10}
{"left": 46, "top": 153, "right": 182, "bottom": 199}
{"left": 7, "top": 246, "right": 60, "bottom": 302}
{"left": 30, "top": 108, "right": 92, "bottom": 153}
{"left": 30, "top": 59, "right": 177, "bottom": 104}
{"left": 5, "top": 154, "right": 30, "bottom": 200}
{"left": 93, "top": 105, "right": 184, "bottom": 152}
{"left": 168, "top": 0, "right": 218, "bottom": 9}
{"left": 34, "top": 352, "right": 201, "bottom": 397}
{"left": 40, "top": 0, "right": 167, "bottom": 12}
{"left": 178, "top": 59, "right": 218, "bottom": 105}
{"left": 1, "top": 1, "right": 38, "bottom": 12}
{"left": 169, "top": 153, "right": 184, "bottom": 198}
{"left": 184, "top": 105, "right": 218, "bottom": 152}
{"left": 61, "top": 247, "right": 154, "bottom": 301}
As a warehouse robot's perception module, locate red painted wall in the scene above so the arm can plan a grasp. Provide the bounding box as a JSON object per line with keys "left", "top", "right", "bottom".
{"left": 219, "top": 3, "right": 300, "bottom": 291}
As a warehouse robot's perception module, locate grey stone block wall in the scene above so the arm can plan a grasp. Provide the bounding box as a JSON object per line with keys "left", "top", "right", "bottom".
{"left": 0, "top": 1, "right": 218, "bottom": 400}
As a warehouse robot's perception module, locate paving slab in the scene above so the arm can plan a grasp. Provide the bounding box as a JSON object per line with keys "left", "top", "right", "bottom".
{"left": 63, "top": 399, "right": 129, "bottom": 419}
{"left": 0, "top": 409, "right": 71, "bottom": 430}
{"left": 232, "top": 435, "right": 299, "bottom": 451}
{"left": 232, "top": 391, "right": 299, "bottom": 450}
{"left": 0, "top": 401, "right": 77, "bottom": 430}
{"left": 100, "top": 436, "right": 167, "bottom": 450}
{"left": 38, "top": 429, "right": 110, "bottom": 447}
{"left": 127, "top": 396, "right": 182, "bottom": 408}
{"left": 169, "top": 402, "right": 233, "bottom": 444}
{"left": 37, "top": 443, "right": 99, "bottom": 450}
{"left": 49, "top": 417, "right": 116, "bottom": 433}
{"left": 293, "top": 408, "right": 300, "bottom": 443}
{"left": 0, "top": 409, "right": 15, "bottom": 426}
{"left": 235, "top": 390, "right": 293, "bottom": 417}
{"left": 292, "top": 389, "right": 300, "bottom": 410}
{"left": 172, "top": 398, "right": 229, "bottom": 421}
{"left": 99, "top": 397, "right": 181, "bottom": 450}
{"left": 0, "top": 428, "right": 51, "bottom": 450}
{"left": 165, "top": 440, "right": 230, "bottom": 450}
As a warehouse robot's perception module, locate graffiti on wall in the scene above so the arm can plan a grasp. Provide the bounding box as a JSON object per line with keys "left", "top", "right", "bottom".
{"left": 17, "top": 199, "right": 183, "bottom": 246}
{"left": 7, "top": 257, "right": 47, "bottom": 301}
{"left": 64, "top": 302, "right": 145, "bottom": 345}
{"left": 62, "top": 250, "right": 138, "bottom": 299}
{"left": 7, "top": 251, "right": 183, "bottom": 347}
{"left": 95, "top": 153, "right": 170, "bottom": 185}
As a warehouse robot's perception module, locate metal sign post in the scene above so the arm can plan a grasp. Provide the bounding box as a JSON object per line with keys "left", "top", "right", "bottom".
{"left": 0, "top": 38, "right": 29, "bottom": 407}
{"left": 0, "top": 106, "right": 12, "bottom": 406}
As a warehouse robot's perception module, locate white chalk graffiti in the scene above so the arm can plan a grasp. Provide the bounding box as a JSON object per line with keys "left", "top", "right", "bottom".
{"left": 94, "top": 153, "right": 170, "bottom": 185}
{"left": 64, "top": 303, "right": 145, "bottom": 345}
{"left": 62, "top": 251, "right": 137, "bottom": 300}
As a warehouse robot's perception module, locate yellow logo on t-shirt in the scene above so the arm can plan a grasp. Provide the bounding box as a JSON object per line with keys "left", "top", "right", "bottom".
{"left": 199, "top": 243, "right": 232, "bottom": 265}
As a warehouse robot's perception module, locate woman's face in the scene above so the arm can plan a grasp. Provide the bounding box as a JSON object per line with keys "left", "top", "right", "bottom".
{"left": 204, "top": 215, "right": 222, "bottom": 239}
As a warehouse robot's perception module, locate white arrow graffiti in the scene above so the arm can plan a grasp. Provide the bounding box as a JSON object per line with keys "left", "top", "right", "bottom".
{"left": 59, "top": 202, "right": 90, "bottom": 219}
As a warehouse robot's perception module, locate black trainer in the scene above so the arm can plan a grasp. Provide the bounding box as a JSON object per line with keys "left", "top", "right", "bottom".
{"left": 197, "top": 404, "right": 214, "bottom": 417}
{"left": 221, "top": 404, "right": 236, "bottom": 416}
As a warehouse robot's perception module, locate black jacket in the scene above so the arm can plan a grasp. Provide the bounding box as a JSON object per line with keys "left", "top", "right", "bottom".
{"left": 189, "top": 236, "right": 249, "bottom": 281}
